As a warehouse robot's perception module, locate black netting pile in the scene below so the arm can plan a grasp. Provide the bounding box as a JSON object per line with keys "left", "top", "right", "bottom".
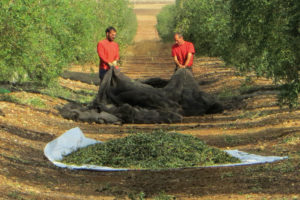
{"left": 60, "top": 67, "right": 223, "bottom": 124}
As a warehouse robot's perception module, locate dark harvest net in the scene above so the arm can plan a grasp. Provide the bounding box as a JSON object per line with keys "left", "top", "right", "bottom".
{"left": 60, "top": 67, "right": 223, "bottom": 124}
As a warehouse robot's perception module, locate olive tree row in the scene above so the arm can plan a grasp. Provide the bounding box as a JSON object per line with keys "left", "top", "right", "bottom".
{"left": 0, "top": 0, "right": 137, "bottom": 86}
{"left": 157, "top": 0, "right": 299, "bottom": 107}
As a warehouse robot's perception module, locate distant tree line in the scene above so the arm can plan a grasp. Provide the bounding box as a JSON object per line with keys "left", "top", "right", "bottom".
{"left": 0, "top": 0, "right": 137, "bottom": 86}
{"left": 157, "top": 0, "right": 299, "bottom": 107}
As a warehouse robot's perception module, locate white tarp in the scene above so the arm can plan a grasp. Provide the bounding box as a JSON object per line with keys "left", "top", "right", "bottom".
{"left": 44, "top": 127, "right": 288, "bottom": 171}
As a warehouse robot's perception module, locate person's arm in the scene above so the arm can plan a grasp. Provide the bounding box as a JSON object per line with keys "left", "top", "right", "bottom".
{"left": 112, "top": 44, "right": 120, "bottom": 67}
{"left": 173, "top": 56, "right": 184, "bottom": 68}
{"left": 115, "top": 44, "right": 120, "bottom": 61}
{"left": 184, "top": 52, "right": 193, "bottom": 67}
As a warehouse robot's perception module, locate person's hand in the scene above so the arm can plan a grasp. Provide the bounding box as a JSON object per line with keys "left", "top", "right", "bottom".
{"left": 112, "top": 60, "right": 117, "bottom": 66}
{"left": 108, "top": 61, "right": 118, "bottom": 67}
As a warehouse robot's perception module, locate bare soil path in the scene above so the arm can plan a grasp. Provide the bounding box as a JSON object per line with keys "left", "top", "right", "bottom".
{"left": 0, "top": 2, "right": 299, "bottom": 200}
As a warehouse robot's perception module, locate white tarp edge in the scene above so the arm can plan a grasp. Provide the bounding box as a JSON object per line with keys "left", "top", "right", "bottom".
{"left": 44, "top": 127, "right": 288, "bottom": 171}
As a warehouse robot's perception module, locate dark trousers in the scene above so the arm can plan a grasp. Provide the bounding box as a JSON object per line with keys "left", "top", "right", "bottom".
{"left": 99, "top": 69, "right": 108, "bottom": 81}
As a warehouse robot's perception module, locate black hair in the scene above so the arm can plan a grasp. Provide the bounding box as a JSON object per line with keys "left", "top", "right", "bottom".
{"left": 106, "top": 26, "right": 117, "bottom": 33}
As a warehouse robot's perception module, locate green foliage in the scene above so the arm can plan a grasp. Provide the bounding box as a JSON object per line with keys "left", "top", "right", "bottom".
{"left": 0, "top": 0, "right": 63, "bottom": 85}
{"left": 157, "top": 0, "right": 231, "bottom": 56}
{"left": 61, "top": 131, "right": 240, "bottom": 169}
{"left": 176, "top": 0, "right": 231, "bottom": 56}
{"left": 226, "top": 0, "right": 300, "bottom": 107}
{"left": 156, "top": 4, "right": 177, "bottom": 41}
{"left": 99, "top": 0, "right": 137, "bottom": 53}
{"left": 157, "top": 0, "right": 300, "bottom": 107}
{"left": 0, "top": 88, "right": 10, "bottom": 94}
{"left": 0, "top": 0, "right": 136, "bottom": 86}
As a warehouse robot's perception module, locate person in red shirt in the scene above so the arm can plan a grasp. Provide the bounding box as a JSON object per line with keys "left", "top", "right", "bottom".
{"left": 97, "top": 26, "right": 120, "bottom": 81}
{"left": 171, "top": 33, "right": 195, "bottom": 72}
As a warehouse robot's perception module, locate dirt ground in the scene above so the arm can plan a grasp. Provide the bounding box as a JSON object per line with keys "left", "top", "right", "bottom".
{"left": 0, "top": 2, "right": 300, "bottom": 200}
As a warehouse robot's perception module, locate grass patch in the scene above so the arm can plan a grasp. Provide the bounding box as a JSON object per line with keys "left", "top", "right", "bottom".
{"left": 61, "top": 131, "right": 240, "bottom": 169}
{"left": 41, "top": 82, "right": 96, "bottom": 104}
{"left": 238, "top": 110, "right": 269, "bottom": 119}
{"left": 245, "top": 160, "right": 297, "bottom": 174}
{"left": 7, "top": 191, "right": 22, "bottom": 200}
{"left": 271, "top": 160, "right": 296, "bottom": 173}
{"left": 281, "top": 134, "right": 300, "bottom": 145}
{"left": 0, "top": 82, "right": 96, "bottom": 105}
{"left": 222, "top": 135, "right": 243, "bottom": 146}
{"left": 221, "top": 172, "right": 234, "bottom": 179}
{"left": 41, "top": 82, "right": 73, "bottom": 99}
{"left": 0, "top": 94, "right": 21, "bottom": 104}
{"left": 22, "top": 97, "right": 46, "bottom": 108}
{"left": 154, "top": 192, "right": 175, "bottom": 200}
{"left": 217, "top": 87, "right": 240, "bottom": 100}
{"left": 128, "top": 192, "right": 146, "bottom": 200}
{"left": 0, "top": 93, "right": 46, "bottom": 108}
{"left": 239, "top": 76, "right": 255, "bottom": 93}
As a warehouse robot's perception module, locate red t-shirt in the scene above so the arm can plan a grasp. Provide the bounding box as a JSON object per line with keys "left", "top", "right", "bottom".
{"left": 172, "top": 41, "right": 195, "bottom": 67}
{"left": 97, "top": 39, "right": 119, "bottom": 70}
